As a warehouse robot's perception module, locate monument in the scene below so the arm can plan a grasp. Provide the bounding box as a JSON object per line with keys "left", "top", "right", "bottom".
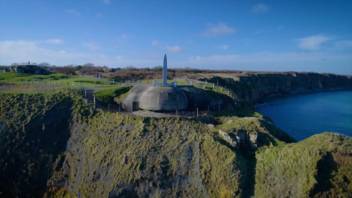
{"left": 122, "top": 54, "right": 188, "bottom": 112}
{"left": 162, "top": 54, "right": 168, "bottom": 86}
{"left": 121, "top": 54, "right": 231, "bottom": 113}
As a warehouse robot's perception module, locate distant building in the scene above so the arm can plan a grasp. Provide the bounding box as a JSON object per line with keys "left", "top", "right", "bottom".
{"left": 11, "top": 65, "right": 51, "bottom": 75}
{"left": 0, "top": 66, "right": 8, "bottom": 72}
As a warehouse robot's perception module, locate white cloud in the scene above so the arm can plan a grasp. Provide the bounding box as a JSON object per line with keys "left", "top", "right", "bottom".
{"left": 83, "top": 42, "right": 100, "bottom": 51}
{"left": 252, "top": 3, "right": 270, "bottom": 14}
{"left": 0, "top": 40, "right": 159, "bottom": 66}
{"left": 65, "top": 9, "right": 81, "bottom": 16}
{"left": 152, "top": 40, "right": 160, "bottom": 47}
{"left": 96, "top": 12, "right": 103, "bottom": 18}
{"left": 44, "top": 38, "right": 64, "bottom": 45}
{"left": 0, "top": 40, "right": 79, "bottom": 65}
{"left": 203, "top": 23, "right": 236, "bottom": 37}
{"left": 298, "top": 35, "right": 330, "bottom": 50}
{"left": 186, "top": 51, "right": 352, "bottom": 74}
{"left": 119, "top": 33, "right": 128, "bottom": 39}
{"left": 334, "top": 40, "right": 352, "bottom": 49}
{"left": 166, "top": 45, "right": 182, "bottom": 53}
{"left": 102, "top": 0, "right": 111, "bottom": 4}
{"left": 220, "top": 44, "right": 230, "bottom": 50}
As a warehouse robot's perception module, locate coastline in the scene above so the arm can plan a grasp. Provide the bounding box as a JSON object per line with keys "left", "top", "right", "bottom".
{"left": 255, "top": 88, "right": 352, "bottom": 107}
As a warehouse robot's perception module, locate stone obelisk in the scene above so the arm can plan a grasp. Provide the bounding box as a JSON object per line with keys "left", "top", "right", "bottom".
{"left": 162, "top": 54, "right": 168, "bottom": 86}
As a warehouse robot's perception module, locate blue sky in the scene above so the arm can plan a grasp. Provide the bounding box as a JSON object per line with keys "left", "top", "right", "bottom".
{"left": 0, "top": 0, "right": 352, "bottom": 74}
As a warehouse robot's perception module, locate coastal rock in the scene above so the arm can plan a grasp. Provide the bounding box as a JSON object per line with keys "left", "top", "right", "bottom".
{"left": 218, "top": 129, "right": 237, "bottom": 148}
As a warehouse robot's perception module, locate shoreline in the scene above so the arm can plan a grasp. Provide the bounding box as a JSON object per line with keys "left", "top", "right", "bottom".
{"left": 255, "top": 88, "right": 352, "bottom": 108}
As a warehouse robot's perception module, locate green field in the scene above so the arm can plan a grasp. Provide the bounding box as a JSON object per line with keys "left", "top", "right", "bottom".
{"left": 0, "top": 72, "right": 118, "bottom": 93}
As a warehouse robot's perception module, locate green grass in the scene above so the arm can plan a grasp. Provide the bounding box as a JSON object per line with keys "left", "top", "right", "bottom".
{"left": 95, "top": 86, "right": 131, "bottom": 105}
{"left": 255, "top": 133, "right": 352, "bottom": 198}
{"left": 45, "top": 112, "right": 241, "bottom": 197}
{"left": 0, "top": 92, "right": 77, "bottom": 197}
{"left": 0, "top": 92, "right": 67, "bottom": 130}
{"left": 0, "top": 91, "right": 93, "bottom": 130}
{"left": 0, "top": 72, "right": 67, "bottom": 82}
{"left": 150, "top": 78, "right": 235, "bottom": 99}
{"left": 200, "top": 133, "right": 240, "bottom": 198}
{"left": 0, "top": 72, "right": 119, "bottom": 93}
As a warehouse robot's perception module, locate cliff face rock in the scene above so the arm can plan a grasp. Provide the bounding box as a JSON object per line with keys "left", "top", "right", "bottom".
{"left": 181, "top": 86, "right": 235, "bottom": 112}
{"left": 216, "top": 115, "right": 294, "bottom": 150}
{"left": 205, "top": 72, "right": 352, "bottom": 103}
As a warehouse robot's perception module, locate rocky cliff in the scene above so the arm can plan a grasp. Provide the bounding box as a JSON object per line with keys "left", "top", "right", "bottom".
{"left": 204, "top": 72, "right": 352, "bottom": 103}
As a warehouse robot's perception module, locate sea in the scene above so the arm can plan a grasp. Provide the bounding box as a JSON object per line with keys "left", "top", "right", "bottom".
{"left": 256, "top": 91, "right": 352, "bottom": 140}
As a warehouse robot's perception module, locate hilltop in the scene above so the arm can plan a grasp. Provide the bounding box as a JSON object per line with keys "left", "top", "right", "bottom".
{"left": 0, "top": 67, "right": 351, "bottom": 197}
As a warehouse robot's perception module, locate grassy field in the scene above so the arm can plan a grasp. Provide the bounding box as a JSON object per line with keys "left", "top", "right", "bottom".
{"left": 0, "top": 72, "right": 236, "bottom": 108}
{"left": 0, "top": 72, "right": 118, "bottom": 93}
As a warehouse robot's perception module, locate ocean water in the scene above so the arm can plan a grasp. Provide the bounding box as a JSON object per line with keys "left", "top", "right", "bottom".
{"left": 256, "top": 91, "right": 352, "bottom": 140}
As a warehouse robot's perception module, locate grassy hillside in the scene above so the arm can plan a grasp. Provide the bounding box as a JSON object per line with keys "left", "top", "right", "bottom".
{"left": 1, "top": 92, "right": 351, "bottom": 198}
{"left": 0, "top": 92, "right": 296, "bottom": 198}
{"left": 0, "top": 71, "right": 351, "bottom": 197}
{"left": 255, "top": 133, "right": 352, "bottom": 198}
{"left": 47, "top": 113, "right": 242, "bottom": 197}
{"left": 0, "top": 92, "right": 93, "bottom": 197}
{"left": 0, "top": 93, "right": 72, "bottom": 197}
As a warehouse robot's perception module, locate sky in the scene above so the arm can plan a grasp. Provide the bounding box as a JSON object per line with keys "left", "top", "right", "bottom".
{"left": 0, "top": 0, "right": 352, "bottom": 74}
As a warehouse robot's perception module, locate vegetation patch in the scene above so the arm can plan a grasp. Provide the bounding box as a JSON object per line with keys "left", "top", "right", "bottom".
{"left": 95, "top": 86, "right": 131, "bottom": 105}
{"left": 0, "top": 93, "right": 74, "bottom": 197}
{"left": 255, "top": 133, "right": 352, "bottom": 198}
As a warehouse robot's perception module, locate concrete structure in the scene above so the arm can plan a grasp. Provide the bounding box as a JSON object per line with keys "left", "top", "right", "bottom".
{"left": 122, "top": 54, "right": 189, "bottom": 112}
{"left": 122, "top": 84, "right": 189, "bottom": 112}
{"left": 121, "top": 54, "right": 234, "bottom": 113}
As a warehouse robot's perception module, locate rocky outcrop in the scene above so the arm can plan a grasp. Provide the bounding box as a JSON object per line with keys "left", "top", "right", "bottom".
{"left": 216, "top": 115, "right": 294, "bottom": 151}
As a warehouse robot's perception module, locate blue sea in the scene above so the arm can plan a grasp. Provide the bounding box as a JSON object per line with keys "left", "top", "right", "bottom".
{"left": 256, "top": 91, "right": 352, "bottom": 140}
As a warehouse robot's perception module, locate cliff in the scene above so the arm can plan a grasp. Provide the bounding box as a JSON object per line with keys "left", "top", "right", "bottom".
{"left": 0, "top": 72, "right": 352, "bottom": 198}
{"left": 0, "top": 92, "right": 351, "bottom": 198}
{"left": 204, "top": 72, "right": 352, "bottom": 104}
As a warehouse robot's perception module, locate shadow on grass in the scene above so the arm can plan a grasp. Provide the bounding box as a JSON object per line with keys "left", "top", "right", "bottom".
{"left": 0, "top": 99, "right": 73, "bottom": 197}
{"left": 213, "top": 135, "right": 256, "bottom": 198}
{"left": 309, "top": 152, "right": 338, "bottom": 197}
